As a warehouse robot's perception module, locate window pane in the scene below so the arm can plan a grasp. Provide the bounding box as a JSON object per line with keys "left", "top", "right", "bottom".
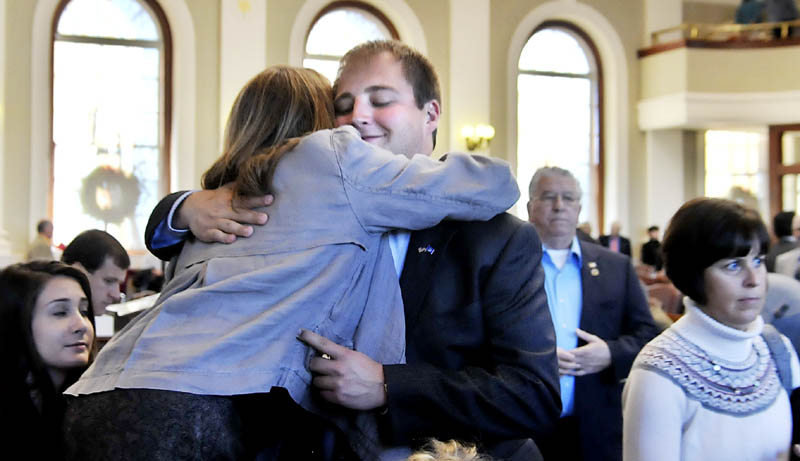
{"left": 303, "top": 58, "right": 341, "bottom": 85}
{"left": 516, "top": 73, "right": 593, "bottom": 222}
{"left": 306, "top": 7, "right": 392, "bottom": 56}
{"left": 781, "top": 130, "right": 800, "bottom": 165}
{"left": 519, "top": 28, "right": 590, "bottom": 74}
{"left": 57, "top": 0, "right": 159, "bottom": 41}
{"left": 52, "top": 37, "right": 161, "bottom": 252}
{"left": 782, "top": 174, "right": 800, "bottom": 211}
{"left": 704, "top": 130, "right": 767, "bottom": 217}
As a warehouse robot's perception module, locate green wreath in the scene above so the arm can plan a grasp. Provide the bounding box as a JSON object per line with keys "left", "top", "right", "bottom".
{"left": 80, "top": 166, "right": 141, "bottom": 225}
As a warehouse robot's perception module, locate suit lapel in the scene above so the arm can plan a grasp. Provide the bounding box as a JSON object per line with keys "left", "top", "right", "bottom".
{"left": 399, "top": 223, "right": 457, "bottom": 330}
{"left": 578, "top": 242, "right": 600, "bottom": 337}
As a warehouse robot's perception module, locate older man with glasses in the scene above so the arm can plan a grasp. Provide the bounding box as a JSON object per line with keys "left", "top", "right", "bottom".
{"left": 526, "top": 166, "right": 657, "bottom": 461}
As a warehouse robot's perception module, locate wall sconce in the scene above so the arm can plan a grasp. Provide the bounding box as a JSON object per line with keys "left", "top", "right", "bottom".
{"left": 461, "top": 124, "right": 495, "bottom": 151}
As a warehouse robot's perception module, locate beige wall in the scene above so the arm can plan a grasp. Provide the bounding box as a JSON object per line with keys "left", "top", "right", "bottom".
{"left": 3, "top": 0, "right": 37, "bottom": 255}
{"left": 683, "top": 1, "right": 736, "bottom": 23}
{"left": 190, "top": 0, "right": 221, "bottom": 184}
{"left": 641, "top": 47, "right": 800, "bottom": 99}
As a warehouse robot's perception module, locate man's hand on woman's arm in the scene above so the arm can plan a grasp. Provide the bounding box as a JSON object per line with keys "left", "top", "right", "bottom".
{"left": 175, "top": 184, "right": 272, "bottom": 244}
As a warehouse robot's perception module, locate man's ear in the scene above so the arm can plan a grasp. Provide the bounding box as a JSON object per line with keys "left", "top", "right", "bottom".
{"left": 72, "top": 262, "right": 90, "bottom": 276}
{"left": 424, "top": 100, "right": 440, "bottom": 131}
{"left": 526, "top": 200, "right": 535, "bottom": 223}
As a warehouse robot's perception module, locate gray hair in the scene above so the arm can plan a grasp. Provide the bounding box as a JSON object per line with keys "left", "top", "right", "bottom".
{"left": 528, "top": 166, "right": 582, "bottom": 200}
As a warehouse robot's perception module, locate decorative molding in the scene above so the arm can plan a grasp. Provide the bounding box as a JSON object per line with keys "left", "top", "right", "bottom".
{"left": 639, "top": 91, "right": 800, "bottom": 130}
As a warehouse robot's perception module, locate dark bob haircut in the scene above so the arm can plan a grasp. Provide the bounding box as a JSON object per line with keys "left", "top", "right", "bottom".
{"left": 662, "top": 198, "right": 769, "bottom": 305}
{"left": 62, "top": 229, "right": 130, "bottom": 273}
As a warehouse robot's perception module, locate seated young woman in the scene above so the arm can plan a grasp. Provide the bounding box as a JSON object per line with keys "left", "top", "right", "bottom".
{"left": 63, "top": 66, "right": 520, "bottom": 459}
{"left": 623, "top": 197, "right": 800, "bottom": 461}
{"left": 0, "top": 261, "right": 95, "bottom": 459}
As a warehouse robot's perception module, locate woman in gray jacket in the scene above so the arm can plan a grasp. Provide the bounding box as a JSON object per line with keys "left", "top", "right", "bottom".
{"left": 64, "top": 67, "right": 519, "bottom": 460}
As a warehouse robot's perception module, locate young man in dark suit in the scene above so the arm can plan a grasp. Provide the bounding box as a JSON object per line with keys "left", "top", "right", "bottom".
{"left": 526, "top": 166, "right": 657, "bottom": 461}
{"left": 145, "top": 41, "right": 560, "bottom": 460}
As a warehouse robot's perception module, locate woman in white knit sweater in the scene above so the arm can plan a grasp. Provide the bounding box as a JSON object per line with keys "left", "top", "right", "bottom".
{"left": 623, "top": 198, "right": 800, "bottom": 461}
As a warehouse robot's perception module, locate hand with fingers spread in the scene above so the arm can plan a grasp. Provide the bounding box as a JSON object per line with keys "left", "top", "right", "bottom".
{"left": 174, "top": 183, "right": 272, "bottom": 244}
{"left": 559, "top": 328, "right": 611, "bottom": 376}
{"left": 298, "top": 329, "right": 387, "bottom": 411}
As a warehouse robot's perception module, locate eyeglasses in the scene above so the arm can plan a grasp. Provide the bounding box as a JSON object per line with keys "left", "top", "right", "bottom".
{"left": 534, "top": 192, "right": 580, "bottom": 205}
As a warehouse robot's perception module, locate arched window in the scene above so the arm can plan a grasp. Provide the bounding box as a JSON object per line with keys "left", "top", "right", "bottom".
{"left": 517, "top": 21, "right": 603, "bottom": 233}
{"left": 51, "top": 0, "right": 171, "bottom": 253}
{"left": 304, "top": 1, "right": 399, "bottom": 83}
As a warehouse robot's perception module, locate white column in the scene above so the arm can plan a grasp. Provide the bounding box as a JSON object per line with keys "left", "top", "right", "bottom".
{"left": 0, "top": 0, "right": 14, "bottom": 267}
{"left": 219, "top": 0, "right": 267, "bottom": 141}
{"left": 644, "top": 129, "right": 685, "bottom": 233}
{"left": 449, "top": 0, "right": 490, "bottom": 153}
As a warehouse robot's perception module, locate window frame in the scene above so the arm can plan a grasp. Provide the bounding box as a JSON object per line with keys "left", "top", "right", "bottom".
{"left": 769, "top": 123, "right": 800, "bottom": 219}
{"left": 303, "top": 1, "right": 399, "bottom": 71}
{"left": 49, "top": 0, "right": 172, "bottom": 220}
{"left": 517, "top": 20, "right": 605, "bottom": 232}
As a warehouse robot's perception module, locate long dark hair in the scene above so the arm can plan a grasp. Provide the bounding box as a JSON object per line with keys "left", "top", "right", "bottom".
{"left": 0, "top": 261, "right": 96, "bottom": 446}
{"left": 202, "top": 66, "right": 335, "bottom": 200}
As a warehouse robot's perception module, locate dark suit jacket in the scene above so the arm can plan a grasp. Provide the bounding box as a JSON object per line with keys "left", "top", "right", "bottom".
{"left": 571, "top": 241, "right": 658, "bottom": 461}
{"left": 640, "top": 239, "right": 662, "bottom": 271}
{"left": 598, "top": 234, "right": 631, "bottom": 257}
{"left": 766, "top": 237, "right": 798, "bottom": 272}
{"left": 144, "top": 194, "right": 561, "bottom": 460}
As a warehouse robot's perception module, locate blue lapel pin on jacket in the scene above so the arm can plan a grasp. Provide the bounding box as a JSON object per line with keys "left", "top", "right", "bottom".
{"left": 588, "top": 261, "right": 599, "bottom": 276}
{"left": 418, "top": 245, "right": 435, "bottom": 255}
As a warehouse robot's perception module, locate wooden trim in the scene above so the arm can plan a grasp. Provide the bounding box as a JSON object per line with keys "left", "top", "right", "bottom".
{"left": 306, "top": 1, "right": 400, "bottom": 47}
{"left": 142, "top": 0, "right": 173, "bottom": 196}
{"left": 769, "top": 124, "right": 800, "bottom": 220}
{"left": 638, "top": 37, "right": 800, "bottom": 58}
{"left": 530, "top": 20, "right": 605, "bottom": 233}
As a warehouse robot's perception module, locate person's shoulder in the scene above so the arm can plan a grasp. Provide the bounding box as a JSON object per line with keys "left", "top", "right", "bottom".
{"left": 426, "top": 213, "right": 540, "bottom": 253}
{"left": 446, "top": 212, "right": 534, "bottom": 239}
{"left": 580, "top": 240, "right": 630, "bottom": 266}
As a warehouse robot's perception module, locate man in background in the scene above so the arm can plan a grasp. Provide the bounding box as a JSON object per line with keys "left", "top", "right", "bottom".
{"left": 527, "top": 166, "right": 657, "bottom": 461}
{"left": 62, "top": 229, "right": 130, "bottom": 315}
{"left": 767, "top": 211, "right": 798, "bottom": 272}
{"left": 26, "top": 219, "right": 54, "bottom": 261}
{"left": 640, "top": 225, "right": 663, "bottom": 271}
{"left": 599, "top": 221, "right": 631, "bottom": 257}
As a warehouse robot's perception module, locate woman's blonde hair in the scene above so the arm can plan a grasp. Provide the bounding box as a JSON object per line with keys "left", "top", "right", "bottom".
{"left": 407, "top": 439, "right": 492, "bottom": 461}
{"left": 202, "top": 66, "right": 335, "bottom": 199}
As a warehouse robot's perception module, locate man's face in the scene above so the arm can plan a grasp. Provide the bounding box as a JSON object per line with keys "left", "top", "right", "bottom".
{"left": 527, "top": 175, "right": 581, "bottom": 246}
{"left": 333, "top": 51, "right": 440, "bottom": 158}
{"left": 77, "top": 257, "right": 126, "bottom": 315}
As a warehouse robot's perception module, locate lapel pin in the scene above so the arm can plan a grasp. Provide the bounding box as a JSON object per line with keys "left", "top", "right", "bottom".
{"left": 418, "top": 245, "right": 435, "bottom": 255}
{"left": 588, "top": 262, "right": 599, "bottom": 276}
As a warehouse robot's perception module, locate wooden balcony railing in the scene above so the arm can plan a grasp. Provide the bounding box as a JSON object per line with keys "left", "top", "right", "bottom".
{"left": 651, "top": 19, "right": 800, "bottom": 45}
